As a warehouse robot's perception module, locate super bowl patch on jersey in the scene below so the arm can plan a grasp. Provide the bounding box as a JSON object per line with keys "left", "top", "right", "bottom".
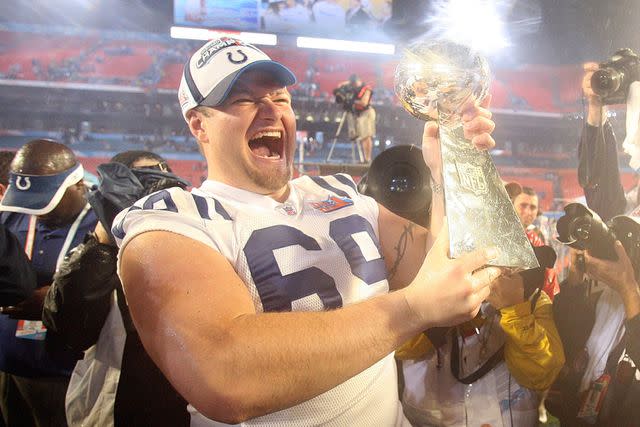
{"left": 310, "top": 196, "right": 354, "bottom": 213}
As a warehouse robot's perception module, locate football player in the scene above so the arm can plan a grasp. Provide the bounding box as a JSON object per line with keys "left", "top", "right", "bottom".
{"left": 113, "top": 37, "right": 499, "bottom": 426}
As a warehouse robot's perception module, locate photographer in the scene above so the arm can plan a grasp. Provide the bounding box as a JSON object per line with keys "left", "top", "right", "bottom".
{"left": 334, "top": 74, "right": 376, "bottom": 163}
{"left": 549, "top": 56, "right": 640, "bottom": 425}
{"left": 578, "top": 62, "right": 628, "bottom": 221}
{"left": 551, "top": 242, "right": 640, "bottom": 426}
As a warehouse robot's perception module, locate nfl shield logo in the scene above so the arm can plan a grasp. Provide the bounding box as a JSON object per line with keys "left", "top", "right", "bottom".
{"left": 276, "top": 203, "right": 297, "bottom": 216}
{"left": 455, "top": 162, "right": 488, "bottom": 196}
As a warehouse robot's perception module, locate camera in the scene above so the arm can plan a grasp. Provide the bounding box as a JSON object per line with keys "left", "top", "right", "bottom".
{"left": 88, "top": 162, "right": 189, "bottom": 243}
{"left": 591, "top": 48, "right": 640, "bottom": 105}
{"left": 556, "top": 203, "right": 618, "bottom": 260}
{"left": 557, "top": 203, "right": 640, "bottom": 277}
{"left": 333, "top": 84, "right": 356, "bottom": 111}
{"left": 358, "top": 144, "right": 432, "bottom": 227}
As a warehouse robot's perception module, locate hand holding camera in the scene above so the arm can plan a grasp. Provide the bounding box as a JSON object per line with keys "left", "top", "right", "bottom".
{"left": 558, "top": 203, "right": 640, "bottom": 306}
{"left": 585, "top": 241, "right": 640, "bottom": 318}
{"left": 582, "top": 62, "right": 606, "bottom": 126}
{"left": 558, "top": 203, "right": 640, "bottom": 318}
{"left": 590, "top": 48, "right": 640, "bottom": 106}
{"left": 584, "top": 241, "right": 635, "bottom": 290}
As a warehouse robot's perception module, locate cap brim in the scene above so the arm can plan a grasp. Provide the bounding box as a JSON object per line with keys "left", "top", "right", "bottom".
{"left": 0, "top": 165, "right": 84, "bottom": 215}
{"left": 200, "top": 60, "right": 297, "bottom": 107}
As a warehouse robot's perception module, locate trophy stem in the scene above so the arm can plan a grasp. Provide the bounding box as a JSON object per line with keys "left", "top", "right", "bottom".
{"left": 438, "top": 121, "right": 539, "bottom": 269}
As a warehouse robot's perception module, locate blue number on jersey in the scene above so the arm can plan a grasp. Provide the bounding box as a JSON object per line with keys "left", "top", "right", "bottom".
{"left": 112, "top": 190, "right": 178, "bottom": 240}
{"left": 330, "top": 215, "right": 387, "bottom": 285}
{"left": 142, "top": 190, "right": 179, "bottom": 212}
{"left": 244, "top": 225, "right": 342, "bottom": 312}
{"left": 244, "top": 214, "right": 387, "bottom": 312}
{"left": 116, "top": 190, "right": 387, "bottom": 312}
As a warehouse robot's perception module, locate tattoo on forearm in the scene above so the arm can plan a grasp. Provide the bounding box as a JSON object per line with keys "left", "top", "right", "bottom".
{"left": 388, "top": 222, "right": 415, "bottom": 280}
{"left": 431, "top": 181, "right": 443, "bottom": 195}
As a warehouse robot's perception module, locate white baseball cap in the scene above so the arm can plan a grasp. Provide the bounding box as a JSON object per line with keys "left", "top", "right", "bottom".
{"left": 178, "top": 37, "right": 296, "bottom": 120}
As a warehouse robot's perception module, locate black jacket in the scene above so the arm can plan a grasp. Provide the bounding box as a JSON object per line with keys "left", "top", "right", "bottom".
{"left": 578, "top": 121, "right": 627, "bottom": 221}
{"left": 43, "top": 234, "right": 189, "bottom": 426}
{"left": 0, "top": 223, "right": 37, "bottom": 306}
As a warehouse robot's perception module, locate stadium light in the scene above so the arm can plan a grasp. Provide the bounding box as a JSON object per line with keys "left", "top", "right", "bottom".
{"left": 296, "top": 37, "right": 395, "bottom": 55}
{"left": 426, "top": 0, "right": 510, "bottom": 54}
{"left": 170, "top": 26, "right": 277, "bottom": 46}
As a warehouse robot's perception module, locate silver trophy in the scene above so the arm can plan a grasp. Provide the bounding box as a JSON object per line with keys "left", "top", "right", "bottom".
{"left": 395, "top": 39, "right": 538, "bottom": 269}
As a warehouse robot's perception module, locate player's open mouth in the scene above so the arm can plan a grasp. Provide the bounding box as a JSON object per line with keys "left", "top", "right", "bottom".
{"left": 248, "top": 130, "right": 284, "bottom": 160}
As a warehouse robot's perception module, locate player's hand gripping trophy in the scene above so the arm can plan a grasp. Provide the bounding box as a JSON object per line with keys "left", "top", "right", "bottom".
{"left": 395, "top": 40, "right": 538, "bottom": 268}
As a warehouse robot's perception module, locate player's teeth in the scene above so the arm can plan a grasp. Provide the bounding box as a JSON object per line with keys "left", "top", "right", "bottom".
{"left": 251, "top": 131, "right": 281, "bottom": 140}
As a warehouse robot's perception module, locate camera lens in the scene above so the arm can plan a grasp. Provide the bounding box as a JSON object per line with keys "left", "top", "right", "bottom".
{"left": 591, "top": 68, "right": 622, "bottom": 96}
{"left": 364, "top": 145, "right": 432, "bottom": 227}
{"left": 387, "top": 165, "right": 418, "bottom": 193}
{"left": 569, "top": 217, "right": 594, "bottom": 242}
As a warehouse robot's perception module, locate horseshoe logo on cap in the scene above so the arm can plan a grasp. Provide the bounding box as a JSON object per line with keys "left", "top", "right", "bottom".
{"left": 16, "top": 176, "right": 31, "bottom": 191}
{"left": 227, "top": 49, "right": 248, "bottom": 64}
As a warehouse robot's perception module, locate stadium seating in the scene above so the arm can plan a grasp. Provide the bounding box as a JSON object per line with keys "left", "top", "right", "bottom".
{"left": 0, "top": 28, "right": 590, "bottom": 114}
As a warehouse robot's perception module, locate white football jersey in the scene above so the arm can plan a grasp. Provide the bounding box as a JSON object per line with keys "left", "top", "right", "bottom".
{"left": 113, "top": 174, "right": 408, "bottom": 427}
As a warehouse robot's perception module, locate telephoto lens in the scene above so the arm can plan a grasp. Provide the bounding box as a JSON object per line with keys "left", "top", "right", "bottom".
{"left": 556, "top": 203, "right": 618, "bottom": 261}
{"left": 610, "top": 215, "right": 640, "bottom": 278}
{"left": 591, "top": 68, "right": 622, "bottom": 98}
{"left": 590, "top": 48, "right": 640, "bottom": 104}
{"left": 361, "top": 145, "right": 432, "bottom": 227}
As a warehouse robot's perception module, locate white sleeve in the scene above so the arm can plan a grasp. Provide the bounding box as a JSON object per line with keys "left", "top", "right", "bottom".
{"left": 112, "top": 187, "right": 223, "bottom": 263}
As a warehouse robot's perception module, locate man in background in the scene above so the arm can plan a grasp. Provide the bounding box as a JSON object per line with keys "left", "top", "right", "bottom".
{"left": 509, "top": 183, "right": 559, "bottom": 298}
{"left": 336, "top": 73, "right": 376, "bottom": 163}
{"left": 577, "top": 62, "right": 627, "bottom": 221}
{"left": 513, "top": 186, "right": 546, "bottom": 243}
{"left": 0, "top": 139, "right": 96, "bottom": 427}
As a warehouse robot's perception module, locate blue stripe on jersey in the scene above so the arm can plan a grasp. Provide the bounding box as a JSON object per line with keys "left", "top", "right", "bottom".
{"left": 112, "top": 205, "right": 141, "bottom": 240}
{"left": 192, "top": 194, "right": 211, "bottom": 219}
{"left": 334, "top": 174, "right": 357, "bottom": 193}
{"left": 309, "top": 176, "right": 349, "bottom": 198}
{"left": 192, "top": 194, "right": 231, "bottom": 221}
{"left": 214, "top": 199, "right": 231, "bottom": 220}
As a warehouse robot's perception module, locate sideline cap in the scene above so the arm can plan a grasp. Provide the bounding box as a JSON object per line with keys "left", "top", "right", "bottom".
{"left": 0, "top": 164, "right": 84, "bottom": 215}
{"left": 178, "top": 37, "right": 296, "bottom": 120}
